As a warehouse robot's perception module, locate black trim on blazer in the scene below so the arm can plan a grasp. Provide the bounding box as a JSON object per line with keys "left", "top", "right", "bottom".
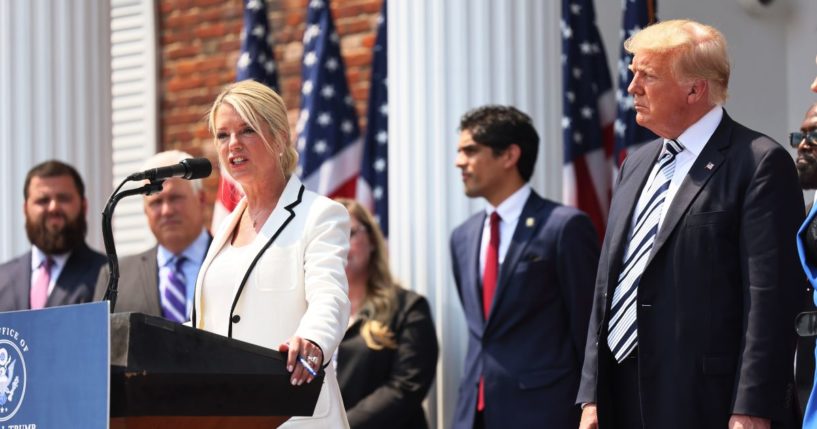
{"left": 226, "top": 184, "right": 305, "bottom": 338}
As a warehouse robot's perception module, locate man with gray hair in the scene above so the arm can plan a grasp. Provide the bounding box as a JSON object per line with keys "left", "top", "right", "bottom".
{"left": 95, "top": 150, "right": 210, "bottom": 322}
{"left": 577, "top": 19, "right": 803, "bottom": 429}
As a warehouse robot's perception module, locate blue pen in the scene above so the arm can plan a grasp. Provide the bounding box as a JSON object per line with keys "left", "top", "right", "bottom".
{"left": 298, "top": 355, "right": 319, "bottom": 377}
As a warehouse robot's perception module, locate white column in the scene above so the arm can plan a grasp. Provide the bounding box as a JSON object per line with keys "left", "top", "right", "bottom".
{"left": 388, "top": 1, "right": 561, "bottom": 427}
{"left": 0, "top": 0, "right": 112, "bottom": 260}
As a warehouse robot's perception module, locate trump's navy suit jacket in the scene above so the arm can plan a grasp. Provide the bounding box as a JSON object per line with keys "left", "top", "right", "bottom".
{"left": 577, "top": 111, "right": 803, "bottom": 428}
{"left": 450, "top": 191, "right": 599, "bottom": 428}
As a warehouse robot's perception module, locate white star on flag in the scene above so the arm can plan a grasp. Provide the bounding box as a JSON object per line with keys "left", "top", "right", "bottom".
{"left": 317, "top": 112, "right": 332, "bottom": 126}
{"left": 304, "top": 51, "right": 318, "bottom": 66}
{"left": 321, "top": 85, "right": 335, "bottom": 99}
{"left": 238, "top": 52, "right": 251, "bottom": 70}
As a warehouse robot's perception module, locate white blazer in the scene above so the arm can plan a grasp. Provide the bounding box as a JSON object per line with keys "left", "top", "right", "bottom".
{"left": 194, "top": 176, "right": 351, "bottom": 428}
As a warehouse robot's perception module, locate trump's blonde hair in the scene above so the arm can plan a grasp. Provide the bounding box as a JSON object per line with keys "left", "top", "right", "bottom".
{"left": 625, "top": 19, "right": 730, "bottom": 104}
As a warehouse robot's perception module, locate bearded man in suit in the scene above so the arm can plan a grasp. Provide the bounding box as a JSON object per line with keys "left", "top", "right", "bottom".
{"left": 577, "top": 19, "right": 803, "bottom": 429}
{"left": 95, "top": 150, "right": 210, "bottom": 322}
{"left": 0, "top": 160, "right": 106, "bottom": 310}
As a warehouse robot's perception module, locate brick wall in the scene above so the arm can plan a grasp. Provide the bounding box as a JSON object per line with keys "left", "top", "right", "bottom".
{"left": 158, "top": 0, "right": 381, "bottom": 225}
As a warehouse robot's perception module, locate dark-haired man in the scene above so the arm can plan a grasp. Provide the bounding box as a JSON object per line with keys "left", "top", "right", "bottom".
{"left": 0, "top": 160, "right": 106, "bottom": 311}
{"left": 795, "top": 103, "right": 817, "bottom": 191}
{"left": 449, "top": 105, "right": 599, "bottom": 428}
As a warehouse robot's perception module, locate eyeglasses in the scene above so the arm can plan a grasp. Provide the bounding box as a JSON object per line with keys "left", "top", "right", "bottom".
{"left": 789, "top": 130, "right": 817, "bottom": 148}
{"left": 350, "top": 225, "right": 369, "bottom": 238}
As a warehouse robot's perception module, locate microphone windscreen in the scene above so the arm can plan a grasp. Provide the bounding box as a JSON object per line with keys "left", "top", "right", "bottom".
{"left": 182, "top": 158, "right": 213, "bottom": 180}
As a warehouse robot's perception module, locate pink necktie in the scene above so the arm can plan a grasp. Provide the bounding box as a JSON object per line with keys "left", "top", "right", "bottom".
{"left": 30, "top": 257, "right": 52, "bottom": 309}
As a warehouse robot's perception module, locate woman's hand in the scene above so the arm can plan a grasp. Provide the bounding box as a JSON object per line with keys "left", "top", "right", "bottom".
{"left": 279, "top": 336, "right": 323, "bottom": 386}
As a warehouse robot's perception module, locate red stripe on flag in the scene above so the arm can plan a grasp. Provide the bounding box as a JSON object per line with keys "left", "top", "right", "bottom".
{"left": 327, "top": 176, "right": 357, "bottom": 200}
{"left": 573, "top": 156, "right": 606, "bottom": 241}
{"left": 217, "top": 176, "right": 241, "bottom": 212}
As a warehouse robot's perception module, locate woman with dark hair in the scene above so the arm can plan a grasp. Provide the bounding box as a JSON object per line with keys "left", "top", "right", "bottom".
{"left": 335, "top": 199, "right": 439, "bottom": 429}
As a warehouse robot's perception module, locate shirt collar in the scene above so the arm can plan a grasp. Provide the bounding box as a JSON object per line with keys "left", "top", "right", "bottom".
{"left": 30, "top": 246, "right": 71, "bottom": 271}
{"left": 670, "top": 105, "right": 723, "bottom": 158}
{"left": 485, "top": 184, "right": 531, "bottom": 223}
{"left": 157, "top": 229, "right": 210, "bottom": 267}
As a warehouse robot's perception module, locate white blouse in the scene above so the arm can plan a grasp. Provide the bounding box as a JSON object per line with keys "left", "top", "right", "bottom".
{"left": 200, "top": 229, "right": 265, "bottom": 338}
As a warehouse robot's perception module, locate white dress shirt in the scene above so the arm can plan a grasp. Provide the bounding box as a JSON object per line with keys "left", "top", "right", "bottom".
{"left": 479, "top": 184, "right": 532, "bottom": 276}
{"left": 157, "top": 228, "right": 210, "bottom": 317}
{"left": 632, "top": 105, "right": 723, "bottom": 231}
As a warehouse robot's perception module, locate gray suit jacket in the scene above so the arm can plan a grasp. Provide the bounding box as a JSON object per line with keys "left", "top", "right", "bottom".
{"left": 0, "top": 242, "right": 106, "bottom": 311}
{"left": 94, "top": 247, "right": 161, "bottom": 316}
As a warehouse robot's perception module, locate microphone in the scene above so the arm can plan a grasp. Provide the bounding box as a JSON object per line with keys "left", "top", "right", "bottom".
{"left": 127, "top": 157, "right": 212, "bottom": 181}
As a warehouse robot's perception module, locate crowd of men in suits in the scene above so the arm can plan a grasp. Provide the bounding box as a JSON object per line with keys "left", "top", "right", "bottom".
{"left": 0, "top": 150, "right": 209, "bottom": 324}
{"left": 2, "top": 18, "right": 817, "bottom": 429}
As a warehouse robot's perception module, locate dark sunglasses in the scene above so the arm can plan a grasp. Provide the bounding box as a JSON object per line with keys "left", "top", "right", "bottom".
{"left": 789, "top": 130, "right": 817, "bottom": 148}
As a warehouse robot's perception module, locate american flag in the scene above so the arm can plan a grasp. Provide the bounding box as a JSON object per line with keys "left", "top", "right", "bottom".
{"left": 296, "top": 0, "right": 362, "bottom": 198}
{"left": 613, "top": 0, "right": 657, "bottom": 165}
{"left": 356, "top": 1, "right": 388, "bottom": 236}
{"left": 561, "top": 0, "right": 616, "bottom": 239}
{"left": 212, "top": 0, "right": 280, "bottom": 230}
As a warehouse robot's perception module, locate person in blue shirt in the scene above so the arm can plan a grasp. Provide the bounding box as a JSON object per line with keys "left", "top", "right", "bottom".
{"left": 94, "top": 150, "right": 210, "bottom": 322}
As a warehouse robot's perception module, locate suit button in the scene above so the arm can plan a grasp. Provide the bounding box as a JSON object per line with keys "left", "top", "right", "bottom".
{"left": 231, "top": 315, "right": 241, "bottom": 324}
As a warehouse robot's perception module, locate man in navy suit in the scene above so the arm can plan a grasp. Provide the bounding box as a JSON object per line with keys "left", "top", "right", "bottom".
{"left": 0, "top": 160, "right": 106, "bottom": 311}
{"left": 449, "top": 105, "right": 599, "bottom": 428}
{"left": 577, "top": 20, "right": 802, "bottom": 429}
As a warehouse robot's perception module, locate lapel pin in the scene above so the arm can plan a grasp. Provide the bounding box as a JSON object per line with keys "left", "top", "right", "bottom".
{"left": 526, "top": 217, "right": 535, "bottom": 228}
{"left": 705, "top": 162, "right": 714, "bottom": 170}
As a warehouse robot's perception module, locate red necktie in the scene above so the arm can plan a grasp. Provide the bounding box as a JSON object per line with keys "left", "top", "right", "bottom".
{"left": 478, "top": 211, "right": 500, "bottom": 412}
{"left": 30, "top": 257, "right": 53, "bottom": 309}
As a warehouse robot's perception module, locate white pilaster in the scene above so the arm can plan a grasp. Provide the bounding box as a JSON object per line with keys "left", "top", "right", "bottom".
{"left": 0, "top": 0, "right": 112, "bottom": 260}
{"left": 389, "top": 1, "right": 561, "bottom": 426}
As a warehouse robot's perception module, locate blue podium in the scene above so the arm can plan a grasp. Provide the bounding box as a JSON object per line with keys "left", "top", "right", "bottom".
{"left": 0, "top": 304, "right": 323, "bottom": 428}
{"left": 0, "top": 302, "right": 109, "bottom": 428}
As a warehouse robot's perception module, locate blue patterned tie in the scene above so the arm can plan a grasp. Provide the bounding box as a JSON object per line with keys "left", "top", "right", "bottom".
{"left": 162, "top": 256, "right": 188, "bottom": 323}
{"left": 607, "top": 139, "right": 683, "bottom": 362}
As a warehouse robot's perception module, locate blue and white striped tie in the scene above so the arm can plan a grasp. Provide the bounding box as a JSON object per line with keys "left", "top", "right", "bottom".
{"left": 161, "top": 256, "right": 188, "bottom": 323}
{"left": 607, "top": 139, "right": 683, "bottom": 362}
